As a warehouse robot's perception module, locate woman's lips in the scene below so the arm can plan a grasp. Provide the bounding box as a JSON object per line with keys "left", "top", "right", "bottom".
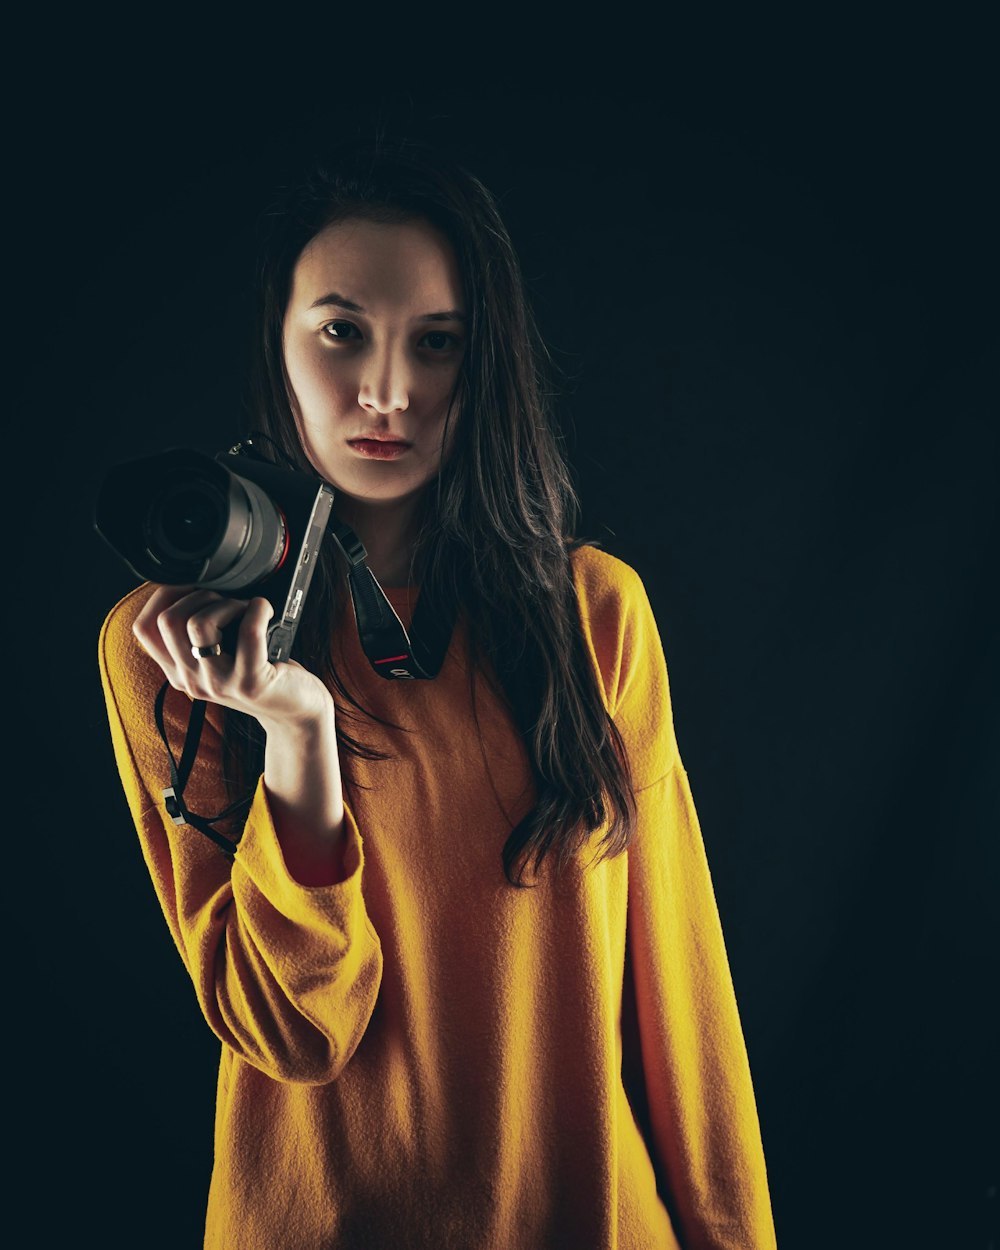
{"left": 347, "top": 439, "right": 412, "bottom": 460}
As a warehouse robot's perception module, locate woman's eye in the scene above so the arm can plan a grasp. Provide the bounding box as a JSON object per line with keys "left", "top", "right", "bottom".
{"left": 323, "top": 321, "right": 360, "bottom": 340}
{"left": 422, "top": 331, "right": 461, "bottom": 352}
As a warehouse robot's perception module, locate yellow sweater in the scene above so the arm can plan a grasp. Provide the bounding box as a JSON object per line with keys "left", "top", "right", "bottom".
{"left": 98, "top": 544, "right": 777, "bottom": 1250}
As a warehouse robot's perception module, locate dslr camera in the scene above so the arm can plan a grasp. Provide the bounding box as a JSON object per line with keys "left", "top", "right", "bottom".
{"left": 95, "top": 443, "right": 337, "bottom": 663}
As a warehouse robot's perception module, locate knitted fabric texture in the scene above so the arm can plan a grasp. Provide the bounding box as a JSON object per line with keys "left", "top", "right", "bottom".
{"left": 98, "top": 545, "right": 777, "bottom": 1250}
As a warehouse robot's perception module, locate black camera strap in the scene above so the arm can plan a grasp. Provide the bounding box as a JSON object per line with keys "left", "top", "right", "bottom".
{"left": 155, "top": 683, "right": 245, "bottom": 857}
{"left": 155, "top": 513, "right": 457, "bottom": 852}
{"left": 330, "top": 514, "right": 457, "bottom": 681}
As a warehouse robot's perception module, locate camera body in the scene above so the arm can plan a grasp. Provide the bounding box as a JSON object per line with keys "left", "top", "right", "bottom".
{"left": 95, "top": 446, "right": 336, "bottom": 663}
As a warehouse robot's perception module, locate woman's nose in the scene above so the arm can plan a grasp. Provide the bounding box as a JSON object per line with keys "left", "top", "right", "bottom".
{"left": 358, "top": 343, "right": 410, "bottom": 415}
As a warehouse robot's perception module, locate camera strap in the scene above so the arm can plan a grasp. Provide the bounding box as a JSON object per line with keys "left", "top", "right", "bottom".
{"left": 330, "top": 514, "right": 457, "bottom": 681}
{"left": 155, "top": 683, "right": 245, "bottom": 857}
{"left": 155, "top": 513, "right": 457, "bottom": 852}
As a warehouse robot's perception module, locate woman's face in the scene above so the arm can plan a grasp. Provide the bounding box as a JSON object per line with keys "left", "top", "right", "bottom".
{"left": 282, "top": 216, "right": 466, "bottom": 509}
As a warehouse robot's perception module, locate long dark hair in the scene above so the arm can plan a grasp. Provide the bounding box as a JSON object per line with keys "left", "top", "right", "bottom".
{"left": 223, "top": 137, "right": 638, "bottom": 888}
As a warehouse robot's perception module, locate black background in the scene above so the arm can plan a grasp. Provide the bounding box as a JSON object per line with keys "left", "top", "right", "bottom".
{"left": 13, "top": 18, "right": 998, "bottom": 1250}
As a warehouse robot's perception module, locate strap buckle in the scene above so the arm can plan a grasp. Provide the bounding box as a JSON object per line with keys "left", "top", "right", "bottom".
{"left": 161, "top": 786, "right": 186, "bottom": 826}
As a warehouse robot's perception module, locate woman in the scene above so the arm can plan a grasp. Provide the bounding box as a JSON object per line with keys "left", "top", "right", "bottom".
{"left": 98, "top": 138, "right": 778, "bottom": 1249}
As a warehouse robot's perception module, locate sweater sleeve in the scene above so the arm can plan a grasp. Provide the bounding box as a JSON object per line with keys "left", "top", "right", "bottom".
{"left": 97, "top": 585, "right": 383, "bottom": 1086}
{"left": 613, "top": 568, "right": 778, "bottom": 1250}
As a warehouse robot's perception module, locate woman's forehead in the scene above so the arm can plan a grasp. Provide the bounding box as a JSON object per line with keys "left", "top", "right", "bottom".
{"left": 291, "top": 217, "right": 464, "bottom": 313}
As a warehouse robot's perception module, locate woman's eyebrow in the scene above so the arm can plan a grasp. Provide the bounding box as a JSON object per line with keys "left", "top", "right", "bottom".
{"left": 419, "top": 309, "right": 467, "bottom": 324}
{"left": 308, "top": 291, "right": 466, "bottom": 323}
{"left": 308, "top": 291, "right": 366, "bottom": 313}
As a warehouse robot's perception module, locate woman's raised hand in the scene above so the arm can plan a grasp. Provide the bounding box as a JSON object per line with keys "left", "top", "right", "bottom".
{"left": 132, "top": 585, "right": 335, "bottom": 733}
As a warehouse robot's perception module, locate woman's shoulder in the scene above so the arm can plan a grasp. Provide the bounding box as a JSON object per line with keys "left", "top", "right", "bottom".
{"left": 99, "top": 581, "right": 159, "bottom": 649}
{"left": 567, "top": 541, "right": 658, "bottom": 668}
{"left": 567, "top": 542, "right": 672, "bottom": 723}
{"left": 568, "top": 541, "right": 648, "bottom": 617}
{"left": 97, "top": 581, "right": 163, "bottom": 698}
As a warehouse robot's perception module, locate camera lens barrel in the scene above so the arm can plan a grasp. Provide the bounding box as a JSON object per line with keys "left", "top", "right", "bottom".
{"left": 194, "top": 472, "right": 288, "bottom": 592}
{"left": 95, "top": 448, "right": 290, "bottom": 592}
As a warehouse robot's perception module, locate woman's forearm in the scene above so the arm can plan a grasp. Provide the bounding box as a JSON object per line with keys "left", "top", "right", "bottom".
{"left": 259, "top": 700, "right": 350, "bottom": 886}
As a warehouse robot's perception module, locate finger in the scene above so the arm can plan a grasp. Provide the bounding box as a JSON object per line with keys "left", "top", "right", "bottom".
{"left": 132, "top": 584, "right": 197, "bottom": 657}
{"left": 135, "top": 587, "right": 221, "bottom": 651}
{"left": 155, "top": 590, "right": 236, "bottom": 678}
{"left": 186, "top": 598, "right": 254, "bottom": 653}
{"left": 232, "top": 598, "right": 275, "bottom": 688}
{"left": 140, "top": 583, "right": 201, "bottom": 616}
{"left": 133, "top": 586, "right": 217, "bottom": 683}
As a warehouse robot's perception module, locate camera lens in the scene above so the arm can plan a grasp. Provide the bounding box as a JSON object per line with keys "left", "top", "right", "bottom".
{"left": 147, "top": 479, "right": 227, "bottom": 562}
{"left": 95, "top": 447, "right": 297, "bottom": 591}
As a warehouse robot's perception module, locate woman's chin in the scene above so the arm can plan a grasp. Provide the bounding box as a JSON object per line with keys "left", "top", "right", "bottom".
{"left": 333, "top": 478, "right": 432, "bottom": 514}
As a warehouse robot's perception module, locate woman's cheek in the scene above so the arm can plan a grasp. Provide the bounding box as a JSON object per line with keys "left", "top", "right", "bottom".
{"left": 288, "top": 340, "right": 350, "bottom": 416}
{"left": 302, "top": 350, "right": 334, "bottom": 401}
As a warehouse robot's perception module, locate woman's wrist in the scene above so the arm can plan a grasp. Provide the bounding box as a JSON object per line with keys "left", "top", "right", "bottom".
{"left": 257, "top": 690, "right": 337, "bottom": 743}
{"left": 259, "top": 695, "right": 348, "bottom": 886}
